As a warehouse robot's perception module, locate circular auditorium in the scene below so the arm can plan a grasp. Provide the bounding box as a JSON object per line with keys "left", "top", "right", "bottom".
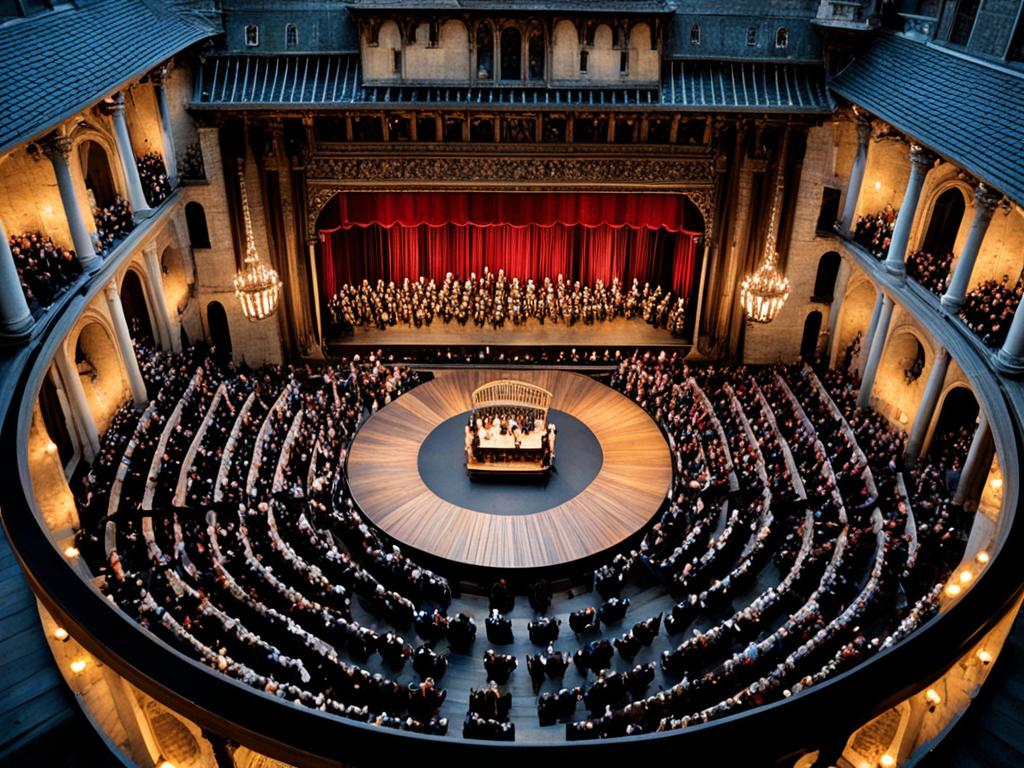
{"left": 0, "top": 2, "right": 1022, "bottom": 768}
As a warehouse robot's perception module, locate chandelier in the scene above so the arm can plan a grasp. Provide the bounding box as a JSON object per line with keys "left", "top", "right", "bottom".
{"left": 740, "top": 160, "right": 790, "bottom": 324}
{"left": 234, "top": 165, "right": 282, "bottom": 322}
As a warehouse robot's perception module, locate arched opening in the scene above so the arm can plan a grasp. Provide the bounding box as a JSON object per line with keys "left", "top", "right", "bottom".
{"left": 527, "top": 25, "right": 545, "bottom": 81}
{"left": 921, "top": 187, "right": 966, "bottom": 256}
{"left": 39, "top": 370, "right": 75, "bottom": 467}
{"left": 476, "top": 22, "right": 494, "bottom": 80}
{"left": 930, "top": 386, "right": 980, "bottom": 469}
{"left": 877, "top": 331, "right": 928, "bottom": 424}
{"left": 185, "top": 202, "right": 211, "bottom": 248}
{"left": 161, "top": 245, "right": 189, "bottom": 317}
{"left": 500, "top": 27, "right": 522, "bottom": 81}
{"left": 78, "top": 140, "right": 116, "bottom": 209}
{"left": 207, "top": 301, "right": 232, "bottom": 359}
{"left": 813, "top": 251, "right": 842, "bottom": 301}
{"left": 800, "top": 311, "right": 823, "bottom": 361}
{"left": 834, "top": 280, "right": 877, "bottom": 373}
{"left": 74, "top": 322, "right": 123, "bottom": 433}
{"left": 120, "top": 270, "right": 154, "bottom": 345}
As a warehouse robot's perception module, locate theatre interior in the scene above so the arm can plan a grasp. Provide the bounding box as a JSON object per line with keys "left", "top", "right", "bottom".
{"left": 2, "top": 0, "right": 1024, "bottom": 766}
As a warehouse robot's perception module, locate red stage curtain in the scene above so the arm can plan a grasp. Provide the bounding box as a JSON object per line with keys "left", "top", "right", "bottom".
{"left": 672, "top": 233, "right": 698, "bottom": 295}
{"left": 319, "top": 191, "right": 703, "bottom": 233}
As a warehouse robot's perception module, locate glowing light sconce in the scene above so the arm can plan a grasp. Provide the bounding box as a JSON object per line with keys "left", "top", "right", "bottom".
{"left": 925, "top": 688, "right": 941, "bottom": 705}
{"left": 53, "top": 627, "right": 69, "bottom": 642}
{"left": 976, "top": 550, "right": 990, "bottom": 564}
{"left": 874, "top": 180, "right": 882, "bottom": 191}
{"left": 69, "top": 659, "right": 87, "bottom": 674}
{"left": 879, "top": 754, "right": 896, "bottom": 768}
{"left": 944, "top": 582, "right": 961, "bottom": 598}
{"left": 977, "top": 649, "right": 993, "bottom": 665}
{"left": 64, "top": 545, "right": 79, "bottom": 559}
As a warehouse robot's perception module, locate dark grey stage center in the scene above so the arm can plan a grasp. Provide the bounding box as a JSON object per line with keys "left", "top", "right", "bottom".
{"left": 417, "top": 409, "right": 603, "bottom": 516}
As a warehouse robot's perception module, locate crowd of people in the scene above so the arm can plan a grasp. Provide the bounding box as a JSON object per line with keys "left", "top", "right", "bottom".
{"left": 906, "top": 249, "right": 953, "bottom": 295}
{"left": 71, "top": 341, "right": 976, "bottom": 745}
{"left": 958, "top": 274, "right": 1024, "bottom": 347}
{"left": 7, "top": 230, "right": 81, "bottom": 311}
{"left": 137, "top": 152, "right": 172, "bottom": 207}
{"left": 329, "top": 271, "right": 688, "bottom": 336}
{"left": 92, "top": 195, "right": 134, "bottom": 255}
{"left": 852, "top": 206, "right": 897, "bottom": 260}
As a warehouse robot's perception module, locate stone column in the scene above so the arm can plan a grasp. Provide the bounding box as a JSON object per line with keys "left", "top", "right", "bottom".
{"left": 54, "top": 349, "right": 100, "bottom": 461}
{"left": 150, "top": 66, "right": 179, "bottom": 188}
{"left": 941, "top": 184, "right": 1002, "bottom": 311}
{"left": 905, "top": 346, "right": 950, "bottom": 464}
{"left": 109, "top": 92, "right": 152, "bottom": 219}
{"left": 884, "top": 143, "right": 936, "bottom": 279}
{"left": 0, "top": 217, "right": 34, "bottom": 338}
{"left": 143, "top": 244, "right": 178, "bottom": 352}
{"left": 995, "top": 304, "right": 1024, "bottom": 374}
{"left": 841, "top": 118, "right": 872, "bottom": 234}
{"left": 953, "top": 412, "right": 994, "bottom": 509}
{"left": 42, "top": 133, "right": 101, "bottom": 271}
{"left": 104, "top": 280, "right": 148, "bottom": 408}
{"left": 858, "top": 290, "right": 884, "bottom": 378}
{"left": 856, "top": 293, "right": 894, "bottom": 409}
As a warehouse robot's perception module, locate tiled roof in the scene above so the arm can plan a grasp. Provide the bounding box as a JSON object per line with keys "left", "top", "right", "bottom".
{"left": 192, "top": 53, "right": 833, "bottom": 113}
{"left": 0, "top": 0, "right": 217, "bottom": 156}
{"left": 831, "top": 32, "right": 1024, "bottom": 206}
{"left": 344, "top": 0, "right": 672, "bottom": 12}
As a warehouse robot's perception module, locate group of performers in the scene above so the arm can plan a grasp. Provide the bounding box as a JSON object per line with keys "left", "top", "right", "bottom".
{"left": 329, "top": 269, "right": 687, "bottom": 335}
{"left": 465, "top": 407, "right": 556, "bottom": 469}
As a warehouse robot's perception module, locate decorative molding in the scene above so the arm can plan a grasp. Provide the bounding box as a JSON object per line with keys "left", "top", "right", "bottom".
{"left": 306, "top": 152, "right": 717, "bottom": 234}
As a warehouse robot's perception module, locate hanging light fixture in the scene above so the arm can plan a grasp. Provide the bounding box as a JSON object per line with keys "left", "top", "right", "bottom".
{"left": 234, "top": 165, "right": 282, "bottom": 322}
{"left": 740, "top": 151, "right": 791, "bottom": 324}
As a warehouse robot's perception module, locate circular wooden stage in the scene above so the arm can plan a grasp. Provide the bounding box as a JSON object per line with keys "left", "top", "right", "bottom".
{"left": 346, "top": 369, "right": 672, "bottom": 570}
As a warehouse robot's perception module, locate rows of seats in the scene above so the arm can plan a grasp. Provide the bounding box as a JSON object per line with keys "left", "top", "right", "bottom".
{"left": 75, "top": 344, "right": 971, "bottom": 744}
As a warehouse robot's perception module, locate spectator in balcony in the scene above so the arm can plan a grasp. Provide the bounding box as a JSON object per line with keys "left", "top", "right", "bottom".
{"left": 8, "top": 231, "right": 81, "bottom": 310}
{"left": 958, "top": 274, "right": 1023, "bottom": 347}
{"left": 906, "top": 250, "right": 953, "bottom": 295}
{"left": 137, "top": 152, "right": 172, "bottom": 207}
{"left": 93, "top": 196, "right": 134, "bottom": 255}
{"left": 853, "top": 206, "right": 897, "bottom": 260}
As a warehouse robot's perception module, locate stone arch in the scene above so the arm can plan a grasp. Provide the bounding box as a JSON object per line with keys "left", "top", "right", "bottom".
{"left": 928, "top": 384, "right": 980, "bottom": 463}
{"left": 876, "top": 326, "right": 931, "bottom": 426}
{"left": 206, "top": 300, "right": 232, "bottom": 358}
{"left": 801, "top": 310, "right": 823, "bottom": 361}
{"left": 119, "top": 266, "right": 155, "bottom": 345}
{"left": 38, "top": 367, "right": 76, "bottom": 469}
{"left": 526, "top": 20, "right": 546, "bottom": 81}
{"left": 499, "top": 25, "right": 523, "bottom": 81}
{"left": 66, "top": 314, "right": 126, "bottom": 434}
{"left": 833, "top": 276, "right": 877, "bottom": 373}
{"left": 77, "top": 137, "right": 119, "bottom": 209}
{"left": 161, "top": 244, "right": 190, "bottom": 316}
{"left": 475, "top": 19, "right": 496, "bottom": 81}
{"left": 185, "top": 201, "right": 211, "bottom": 248}
{"left": 921, "top": 185, "right": 968, "bottom": 256}
{"left": 813, "top": 251, "right": 842, "bottom": 301}
{"left": 551, "top": 19, "right": 579, "bottom": 79}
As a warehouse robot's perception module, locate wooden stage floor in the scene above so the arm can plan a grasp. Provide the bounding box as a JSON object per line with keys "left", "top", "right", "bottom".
{"left": 330, "top": 317, "right": 690, "bottom": 347}
{"left": 346, "top": 369, "right": 672, "bottom": 570}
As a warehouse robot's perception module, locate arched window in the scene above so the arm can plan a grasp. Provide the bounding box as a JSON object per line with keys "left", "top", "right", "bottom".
{"left": 285, "top": 23, "right": 298, "bottom": 49}
{"left": 207, "top": 301, "right": 232, "bottom": 358}
{"left": 801, "top": 311, "right": 823, "bottom": 361}
{"left": 949, "top": 0, "right": 980, "bottom": 45}
{"left": 690, "top": 24, "right": 701, "bottom": 45}
{"left": 775, "top": 27, "right": 788, "bottom": 49}
{"left": 476, "top": 22, "right": 494, "bottom": 80}
{"left": 185, "top": 202, "right": 211, "bottom": 249}
{"left": 746, "top": 26, "right": 757, "bottom": 47}
{"left": 527, "top": 25, "right": 545, "bottom": 81}
{"left": 120, "top": 270, "right": 154, "bottom": 344}
{"left": 244, "top": 24, "right": 259, "bottom": 47}
{"left": 78, "top": 140, "right": 116, "bottom": 209}
{"left": 922, "top": 188, "right": 966, "bottom": 256}
{"left": 813, "top": 251, "right": 842, "bottom": 301}
{"left": 500, "top": 26, "right": 522, "bottom": 81}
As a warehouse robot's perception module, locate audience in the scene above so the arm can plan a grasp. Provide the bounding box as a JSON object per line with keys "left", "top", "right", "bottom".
{"left": 93, "top": 196, "right": 134, "bottom": 255}
{"left": 852, "top": 206, "right": 897, "bottom": 260}
{"left": 137, "top": 152, "right": 172, "bottom": 207}
{"left": 8, "top": 231, "right": 81, "bottom": 311}
{"left": 958, "top": 274, "right": 1024, "bottom": 347}
{"left": 906, "top": 249, "right": 953, "bottom": 295}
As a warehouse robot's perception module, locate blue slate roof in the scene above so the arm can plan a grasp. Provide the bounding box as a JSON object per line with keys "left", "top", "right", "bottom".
{"left": 0, "top": 0, "right": 218, "bottom": 156}
{"left": 192, "top": 52, "right": 833, "bottom": 113}
{"left": 831, "top": 32, "right": 1024, "bottom": 207}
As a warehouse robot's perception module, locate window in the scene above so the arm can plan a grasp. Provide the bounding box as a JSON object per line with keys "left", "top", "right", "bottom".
{"left": 244, "top": 24, "right": 259, "bottom": 47}
{"left": 285, "top": 23, "right": 298, "bottom": 49}
{"left": 392, "top": 48, "right": 402, "bottom": 74}
{"left": 816, "top": 187, "right": 842, "bottom": 233}
{"left": 690, "top": 24, "right": 701, "bottom": 45}
{"left": 476, "top": 23, "right": 494, "bottom": 80}
{"left": 527, "top": 25, "right": 545, "bottom": 80}
{"left": 619, "top": 50, "right": 629, "bottom": 75}
{"left": 500, "top": 27, "right": 522, "bottom": 81}
{"left": 185, "top": 203, "right": 211, "bottom": 249}
{"left": 775, "top": 27, "right": 788, "bottom": 49}
{"left": 746, "top": 26, "right": 757, "bottom": 47}
{"left": 949, "top": 0, "right": 980, "bottom": 45}
{"left": 579, "top": 49, "right": 589, "bottom": 73}
{"left": 428, "top": 21, "right": 439, "bottom": 48}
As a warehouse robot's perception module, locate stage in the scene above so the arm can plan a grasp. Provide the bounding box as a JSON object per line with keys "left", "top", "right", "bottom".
{"left": 327, "top": 316, "right": 691, "bottom": 349}
{"left": 345, "top": 369, "right": 672, "bottom": 570}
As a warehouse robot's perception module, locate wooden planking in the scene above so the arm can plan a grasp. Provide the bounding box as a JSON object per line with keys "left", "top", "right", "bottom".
{"left": 347, "top": 369, "right": 672, "bottom": 569}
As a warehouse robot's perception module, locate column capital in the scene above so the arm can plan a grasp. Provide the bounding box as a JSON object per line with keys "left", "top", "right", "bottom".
{"left": 104, "top": 279, "right": 119, "bottom": 301}
{"left": 109, "top": 91, "right": 127, "bottom": 114}
{"left": 142, "top": 242, "right": 159, "bottom": 260}
{"left": 40, "top": 132, "right": 72, "bottom": 162}
{"left": 855, "top": 118, "right": 872, "bottom": 144}
{"left": 974, "top": 183, "right": 1003, "bottom": 213}
{"left": 149, "top": 63, "right": 171, "bottom": 87}
{"left": 908, "top": 143, "right": 936, "bottom": 170}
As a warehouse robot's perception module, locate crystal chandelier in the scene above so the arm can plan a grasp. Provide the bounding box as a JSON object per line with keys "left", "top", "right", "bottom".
{"left": 740, "top": 163, "right": 790, "bottom": 324}
{"left": 234, "top": 165, "right": 282, "bottom": 322}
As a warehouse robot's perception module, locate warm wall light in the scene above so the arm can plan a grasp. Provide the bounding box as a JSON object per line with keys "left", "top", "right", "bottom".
{"left": 53, "top": 627, "right": 69, "bottom": 641}
{"left": 64, "top": 546, "right": 79, "bottom": 558}
{"left": 944, "top": 582, "right": 962, "bottom": 597}
{"left": 45, "top": 441, "right": 58, "bottom": 456}
{"left": 69, "top": 659, "right": 87, "bottom": 674}
{"left": 959, "top": 569, "right": 974, "bottom": 584}
{"left": 874, "top": 180, "right": 882, "bottom": 191}
{"left": 990, "top": 477, "right": 1003, "bottom": 491}
{"left": 157, "top": 760, "right": 175, "bottom": 768}
{"left": 977, "top": 649, "right": 993, "bottom": 664}
{"left": 925, "top": 688, "right": 941, "bottom": 705}
{"left": 879, "top": 754, "right": 896, "bottom": 768}
{"left": 976, "top": 550, "right": 990, "bottom": 564}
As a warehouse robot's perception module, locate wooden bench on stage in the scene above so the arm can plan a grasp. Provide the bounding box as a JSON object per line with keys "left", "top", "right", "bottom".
{"left": 467, "top": 379, "right": 554, "bottom": 478}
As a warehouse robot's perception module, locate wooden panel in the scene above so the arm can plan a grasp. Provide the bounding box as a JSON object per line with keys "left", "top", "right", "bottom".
{"left": 347, "top": 370, "right": 672, "bottom": 569}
